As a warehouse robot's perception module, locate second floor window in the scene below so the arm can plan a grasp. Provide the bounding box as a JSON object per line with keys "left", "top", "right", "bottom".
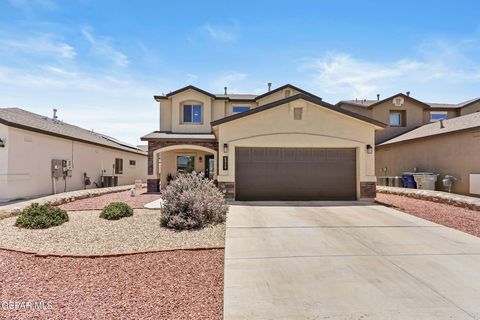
{"left": 233, "top": 106, "right": 250, "bottom": 113}
{"left": 183, "top": 104, "right": 202, "bottom": 123}
{"left": 389, "top": 111, "right": 406, "bottom": 127}
{"left": 430, "top": 111, "right": 448, "bottom": 122}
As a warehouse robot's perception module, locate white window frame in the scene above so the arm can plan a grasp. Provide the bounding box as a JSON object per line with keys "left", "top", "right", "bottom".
{"left": 430, "top": 111, "right": 448, "bottom": 122}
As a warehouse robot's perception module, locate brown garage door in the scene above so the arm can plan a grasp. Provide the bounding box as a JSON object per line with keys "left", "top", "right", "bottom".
{"left": 235, "top": 147, "right": 356, "bottom": 201}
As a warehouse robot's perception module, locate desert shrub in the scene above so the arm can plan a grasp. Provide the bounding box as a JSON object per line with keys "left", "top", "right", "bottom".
{"left": 15, "top": 203, "right": 69, "bottom": 229}
{"left": 100, "top": 202, "right": 133, "bottom": 220}
{"left": 161, "top": 172, "right": 228, "bottom": 230}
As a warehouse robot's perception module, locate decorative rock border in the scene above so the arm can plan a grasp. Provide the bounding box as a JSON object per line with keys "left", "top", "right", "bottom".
{"left": 0, "top": 184, "right": 145, "bottom": 219}
{"left": 377, "top": 186, "right": 480, "bottom": 211}
{"left": 0, "top": 245, "right": 225, "bottom": 259}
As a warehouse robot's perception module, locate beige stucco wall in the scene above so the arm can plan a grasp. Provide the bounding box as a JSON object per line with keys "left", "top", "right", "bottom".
{"left": 423, "top": 109, "right": 458, "bottom": 123}
{"left": 212, "top": 99, "right": 226, "bottom": 122}
{"left": 371, "top": 99, "right": 426, "bottom": 144}
{"left": 376, "top": 129, "right": 480, "bottom": 195}
{"left": 157, "top": 148, "right": 216, "bottom": 188}
{"left": 0, "top": 126, "right": 147, "bottom": 202}
{"left": 170, "top": 89, "right": 213, "bottom": 133}
{"left": 460, "top": 101, "right": 480, "bottom": 116}
{"left": 214, "top": 99, "right": 379, "bottom": 199}
{"left": 225, "top": 102, "right": 258, "bottom": 117}
{"left": 0, "top": 124, "right": 9, "bottom": 182}
{"left": 160, "top": 99, "right": 172, "bottom": 131}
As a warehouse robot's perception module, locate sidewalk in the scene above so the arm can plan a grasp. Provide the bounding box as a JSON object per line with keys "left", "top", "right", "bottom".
{"left": 0, "top": 185, "right": 140, "bottom": 219}
{"left": 377, "top": 186, "right": 480, "bottom": 211}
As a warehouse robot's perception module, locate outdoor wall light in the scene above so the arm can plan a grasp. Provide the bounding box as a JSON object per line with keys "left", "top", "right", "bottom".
{"left": 223, "top": 143, "right": 228, "bottom": 153}
{"left": 366, "top": 144, "right": 373, "bottom": 154}
{"left": 0, "top": 138, "right": 5, "bottom": 148}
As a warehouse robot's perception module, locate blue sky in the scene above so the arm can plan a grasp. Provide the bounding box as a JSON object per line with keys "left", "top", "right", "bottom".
{"left": 1, "top": 0, "right": 479, "bottom": 144}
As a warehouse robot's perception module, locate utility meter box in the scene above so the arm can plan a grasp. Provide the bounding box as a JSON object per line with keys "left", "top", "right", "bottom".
{"left": 52, "top": 159, "right": 64, "bottom": 178}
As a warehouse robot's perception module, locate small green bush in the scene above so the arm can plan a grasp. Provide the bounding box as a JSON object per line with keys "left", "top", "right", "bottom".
{"left": 100, "top": 202, "right": 133, "bottom": 220}
{"left": 161, "top": 172, "right": 228, "bottom": 230}
{"left": 15, "top": 203, "right": 69, "bottom": 229}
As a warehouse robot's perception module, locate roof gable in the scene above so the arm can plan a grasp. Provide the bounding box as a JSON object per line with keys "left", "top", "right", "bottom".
{"left": 154, "top": 85, "right": 216, "bottom": 101}
{"left": 367, "top": 93, "right": 431, "bottom": 109}
{"left": 254, "top": 84, "right": 323, "bottom": 101}
{"left": 211, "top": 94, "right": 386, "bottom": 128}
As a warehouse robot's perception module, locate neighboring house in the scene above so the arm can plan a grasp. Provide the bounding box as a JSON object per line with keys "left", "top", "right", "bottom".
{"left": 0, "top": 108, "right": 147, "bottom": 202}
{"left": 141, "top": 84, "right": 385, "bottom": 201}
{"left": 337, "top": 94, "right": 480, "bottom": 144}
{"left": 375, "top": 112, "right": 480, "bottom": 195}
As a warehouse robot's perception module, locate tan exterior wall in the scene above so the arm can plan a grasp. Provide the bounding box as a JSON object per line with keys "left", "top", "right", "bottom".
{"left": 423, "top": 109, "right": 458, "bottom": 123}
{"left": 160, "top": 99, "right": 172, "bottom": 131}
{"left": 215, "top": 99, "right": 379, "bottom": 200}
{"left": 225, "top": 102, "right": 258, "bottom": 117}
{"left": 371, "top": 99, "right": 425, "bottom": 144}
{"left": 0, "top": 126, "right": 147, "bottom": 202}
{"left": 158, "top": 148, "right": 215, "bottom": 187}
{"left": 376, "top": 129, "right": 480, "bottom": 195}
{"left": 0, "top": 124, "right": 8, "bottom": 182}
{"left": 212, "top": 100, "right": 226, "bottom": 122}
{"left": 170, "top": 89, "right": 213, "bottom": 133}
{"left": 460, "top": 101, "right": 480, "bottom": 116}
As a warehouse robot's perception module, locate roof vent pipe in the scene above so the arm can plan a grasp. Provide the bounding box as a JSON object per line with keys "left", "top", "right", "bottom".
{"left": 377, "top": 94, "right": 380, "bottom": 101}
{"left": 53, "top": 108, "right": 58, "bottom": 120}
{"left": 406, "top": 91, "right": 410, "bottom": 96}
{"left": 224, "top": 87, "right": 227, "bottom": 95}
{"left": 440, "top": 119, "right": 445, "bottom": 129}
{"left": 267, "top": 82, "right": 272, "bottom": 92}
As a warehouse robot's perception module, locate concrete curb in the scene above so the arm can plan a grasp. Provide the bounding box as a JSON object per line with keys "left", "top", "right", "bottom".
{"left": 0, "top": 184, "right": 146, "bottom": 219}
{"left": 377, "top": 186, "right": 480, "bottom": 211}
{"left": 0, "top": 245, "right": 225, "bottom": 259}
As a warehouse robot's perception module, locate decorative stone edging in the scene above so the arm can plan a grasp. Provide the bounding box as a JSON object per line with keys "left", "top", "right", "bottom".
{"left": 0, "top": 184, "right": 146, "bottom": 219}
{"left": 0, "top": 245, "right": 225, "bottom": 259}
{"left": 377, "top": 186, "right": 480, "bottom": 211}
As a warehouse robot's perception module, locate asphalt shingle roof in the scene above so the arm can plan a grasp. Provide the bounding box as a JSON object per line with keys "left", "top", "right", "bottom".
{"left": 379, "top": 112, "right": 480, "bottom": 146}
{"left": 0, "top": 108, "right": 146, "bottom": 155}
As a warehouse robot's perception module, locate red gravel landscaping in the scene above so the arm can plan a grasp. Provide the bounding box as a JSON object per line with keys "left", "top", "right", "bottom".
{"left": 58, "top": 189, "right": 161, "bottom": 211}
{"left": 0, "top": 249, "right": 224, "bottom": 319}
{"left": 377, "top": 193, "right": 480, "bottom": 237}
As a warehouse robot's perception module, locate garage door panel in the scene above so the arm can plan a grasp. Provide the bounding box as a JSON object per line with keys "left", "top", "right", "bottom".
{"left": 235, "top": 147, "right": 356, "bottom": 201}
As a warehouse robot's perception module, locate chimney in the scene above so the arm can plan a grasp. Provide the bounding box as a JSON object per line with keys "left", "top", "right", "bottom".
{"left": 53, "top": 108, "right": 58, "bottom": 120}
{"left": 406, "top": 91, "right": 410, "bottom": 96}
{"left": 267, "top": 82, "right": 272, "bottom": 92}
{"left": 224, "top": 87, "right": 227, "bottom": 95}
{"left": 440, "top": 119, "right": 445, "bottom": 129}
{"left": 377, "top": 94, "right": 380, "bottom": 101}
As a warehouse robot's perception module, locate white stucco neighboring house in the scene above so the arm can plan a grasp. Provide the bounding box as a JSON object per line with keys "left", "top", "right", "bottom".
{"left": 0, "top": 108, "right": 147, "bottom": 202}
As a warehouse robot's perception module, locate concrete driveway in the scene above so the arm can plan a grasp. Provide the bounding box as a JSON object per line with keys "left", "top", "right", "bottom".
{"left": 224, "top": 201, "right": 480, "bottom": 320}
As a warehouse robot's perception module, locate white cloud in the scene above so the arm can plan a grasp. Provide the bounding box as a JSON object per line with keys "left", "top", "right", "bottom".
{"left": 300, "top": 38, "right": 480, "bottom": 100}
{"left": 201, "top": 23, "right": 238, "bottom": 42}
{"left": 82, "top": 27, "right": 129, "bottom": 67}
{"left": 1, "top": 34, "right": 76, "bottom": 59}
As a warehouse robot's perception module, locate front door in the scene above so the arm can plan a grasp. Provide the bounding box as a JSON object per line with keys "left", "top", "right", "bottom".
{"left": 204, "top": 155, "right": 215, "bottom": 179}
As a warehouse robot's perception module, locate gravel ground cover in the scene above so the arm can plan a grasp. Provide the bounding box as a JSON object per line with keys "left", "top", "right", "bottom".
{"left": 377, "top": 193, "right": 480, "bottom": 237}
{"left": 0, "top": 249, "right": 224, "bottom": 320}
{"left": 58, "top": 189, "right": 160, "bottom": 211}
{"left": 0, "top": 209, "right": 225, "bottom": 255}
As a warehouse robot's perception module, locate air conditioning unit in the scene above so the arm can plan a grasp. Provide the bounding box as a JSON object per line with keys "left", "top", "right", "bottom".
{"left": 470, "top": 174, "right": 480, "bottom": 195}
{"left": 102, "top": 175, "right": 118, "bottom": 188}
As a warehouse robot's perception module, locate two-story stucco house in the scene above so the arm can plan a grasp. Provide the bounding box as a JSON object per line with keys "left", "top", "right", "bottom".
{"left": 141, "top": 84, "right": 385, "bottom": 201}
{"left": 337, "top": 94, "right": 480, "bottom": 195}
{"left": 336, "top": 94, "right": 480, "bottom": 144}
